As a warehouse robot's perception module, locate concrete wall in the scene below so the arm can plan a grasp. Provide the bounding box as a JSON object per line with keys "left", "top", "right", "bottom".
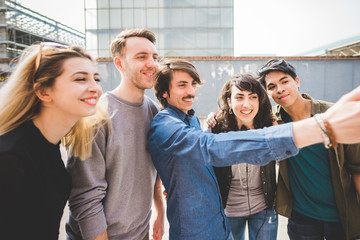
{"left": 96, "top": 57, "right": 360, "bottom": 118}
{"left": 1, "top": 56, "right": 359, "bottom": 118}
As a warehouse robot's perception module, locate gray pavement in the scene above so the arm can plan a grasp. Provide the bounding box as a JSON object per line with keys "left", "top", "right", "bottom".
{"left": 59, "top": 204, "right": 289, "bottom": 240}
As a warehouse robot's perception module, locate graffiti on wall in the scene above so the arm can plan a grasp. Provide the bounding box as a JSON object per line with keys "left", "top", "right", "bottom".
{"left": 0, "top": 71, "right": 10, "bottom": 82}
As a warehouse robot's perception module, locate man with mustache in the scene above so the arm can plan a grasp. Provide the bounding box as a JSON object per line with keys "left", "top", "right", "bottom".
{"left": 66, "top": 29, "right": 165, "bottom": 240}
{"left": 258, "top": 59, "right": 360, "bottom": 240}
{"left": 147, "top": 58, "right": 360, "bottom": 240}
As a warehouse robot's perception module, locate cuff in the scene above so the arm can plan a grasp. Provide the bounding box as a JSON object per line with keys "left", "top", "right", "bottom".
{"left": 266, "top": 122, "right": 299, "bottom": 160}
{"left": 78, "top": 211, "right": 107, "bottom": 240}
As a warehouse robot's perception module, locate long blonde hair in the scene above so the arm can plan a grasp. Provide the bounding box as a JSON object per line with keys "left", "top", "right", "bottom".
{"left": 0, "top": 43, "right": 109, "bottom": 160}
{"left": 63, "top": 98, "right": 109, "bottom": 160}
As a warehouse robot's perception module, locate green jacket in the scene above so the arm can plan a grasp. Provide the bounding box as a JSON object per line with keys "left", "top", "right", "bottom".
{"left": 274, "top": 93, "right": 360, "bottom": 240}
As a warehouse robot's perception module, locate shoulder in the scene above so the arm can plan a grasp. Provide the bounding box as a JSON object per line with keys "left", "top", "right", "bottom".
{"left": 0, "top": 123, "right": 28, "bottom": 153}
{"left": 152, "top": 108, "right": 177, "bottom": 123}
{"left": 316, "top": 99, "right": 333, "bottom": 111}
{"left": 144, "top": 95, "right": 158, "bottom": 106}
{"left": 304, "top": 93, "right": 334, "bottom": 113}
{"left": 150, "top": 108, "right": 187, "bottom": 134}
{"left": 144, "top": 95, "right": 160, "bottom": 115}
{"left": 0, "top": 124, "right": 31, "bottom": 170}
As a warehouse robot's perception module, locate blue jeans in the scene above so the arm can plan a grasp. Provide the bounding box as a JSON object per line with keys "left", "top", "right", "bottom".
{"left": 287, "top": 211, "right": 346, "bottom": 240}
{"left": 228, "top": 208, "right": 278, "bottom": 240}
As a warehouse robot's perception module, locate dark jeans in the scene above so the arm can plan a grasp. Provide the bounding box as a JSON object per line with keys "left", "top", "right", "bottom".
{"left": 287, "top": 211, "right": 346, "bottom": 240}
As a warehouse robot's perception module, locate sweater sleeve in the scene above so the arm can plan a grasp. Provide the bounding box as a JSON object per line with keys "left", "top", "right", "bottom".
{"left": 67, "top": 128, "right": 108, "bottom": 240}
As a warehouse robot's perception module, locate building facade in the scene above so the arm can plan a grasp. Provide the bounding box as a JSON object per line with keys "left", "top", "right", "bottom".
{"left": 85, "top": 0, "right": 234, "bottom": 58}
{"left": 0, "top": 0, "right": 85, "bottom": 58}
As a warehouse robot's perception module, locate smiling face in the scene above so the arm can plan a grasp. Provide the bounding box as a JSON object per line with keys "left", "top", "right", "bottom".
{"left": 265, "top": 71, "right": 301, "bottom": 108}
{"left": 163, "top": 71, "right": 199, "bottom": 113}
{"left": 46, "top": 57, "right": 102, "bottom": 120}
{"left": 117, "top": 37, "right": 158, "bottom": 90}
{"left": 227, "top": 85, "right": 259, "bottom": 129}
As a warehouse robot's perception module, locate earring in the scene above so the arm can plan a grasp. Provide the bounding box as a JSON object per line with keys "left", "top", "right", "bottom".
{"left": 229, "top": 108, "right": 233, "bottom": 114}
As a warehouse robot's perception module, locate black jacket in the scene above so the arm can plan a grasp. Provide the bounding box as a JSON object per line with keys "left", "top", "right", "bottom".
{"left": 213, "top": 163, "right": 277, "bottom": 209}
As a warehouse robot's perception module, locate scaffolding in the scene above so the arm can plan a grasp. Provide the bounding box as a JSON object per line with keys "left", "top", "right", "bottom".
{"left": 0, "top": 0, "right": 85, "bottom": 57}
{"left": 322, "top": 41, "right": 360, "bottom": 57}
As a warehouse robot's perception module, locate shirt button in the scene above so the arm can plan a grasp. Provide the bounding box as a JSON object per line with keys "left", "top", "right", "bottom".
{"left": 265, "top": 192, "right": 268, "bottom": 195}
{"left": 286, "top": 150, "right": 291, "bottom": 155}
{"left": 263, "top": 181, "right": 266, "bottom": 184}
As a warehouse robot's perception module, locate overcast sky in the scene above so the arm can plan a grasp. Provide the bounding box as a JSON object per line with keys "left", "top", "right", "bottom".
{"left": 18, "top": 0, "right": 360, "bottom": 56}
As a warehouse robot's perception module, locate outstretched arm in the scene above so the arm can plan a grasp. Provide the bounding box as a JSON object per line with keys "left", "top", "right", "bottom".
{"left": 152, "top": 177, "right": 165, "bottom": 240}
{"left": 293, "top": 85, "right": 360, "bottom": 148}
{"left": 149, "top": 86, "right": 360, "bottom": 168}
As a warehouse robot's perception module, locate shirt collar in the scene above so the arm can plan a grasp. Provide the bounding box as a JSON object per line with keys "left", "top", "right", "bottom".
{"left": 165, "top": 103, "right": 195, "bottom": 123}
{"left": 274, "top": 93, "right": 319, "bottom": 122}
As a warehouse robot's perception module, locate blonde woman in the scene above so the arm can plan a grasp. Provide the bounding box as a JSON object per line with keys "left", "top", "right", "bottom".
{"left": 0, "top": 43, "right": 104, "bottom": 239}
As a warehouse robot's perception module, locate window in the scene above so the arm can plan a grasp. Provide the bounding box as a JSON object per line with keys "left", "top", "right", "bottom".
{"left": 134, "top": 9, "right": 145, "bottom": 27}
{"left": 86, "top": 31, "right": 98, "bottom": 49}
{"left": 85, "top": 9, "right": 97, "bottom": 29}
{"left": 98, "top": 9, "right": 110, "bottom": 29}
{"left": 122, "top": 9, "right": 134, "bottom": 27}
{"left": 221, "top": 8, "right": 233, "bottom": 28}
{"left": 146, "top": 9, "right": 159, "bottom": 28}
{"left": 110, "top": 0, "right": 121, "bottom": 8}
{"left": 85, "top": 0, "right": 97, "bottom": 9}
{"left": 98, "top": 0, "right": 109, "bottom": 8}
{"left": 110, "top": 9, "right": 122, "bottom": 28}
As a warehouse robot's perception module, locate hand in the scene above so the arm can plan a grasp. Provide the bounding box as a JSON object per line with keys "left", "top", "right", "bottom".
{"left": 91, "top": 230, "right": 108, "bottom": 240}
{"left": 206, "top": 112, "right": 217, "bottom": 128}
{"left": 322, "top": 85, "right": 360, "bottom": 144}
{"left": 151, "top": 214, "right": 164, "bottom": 240}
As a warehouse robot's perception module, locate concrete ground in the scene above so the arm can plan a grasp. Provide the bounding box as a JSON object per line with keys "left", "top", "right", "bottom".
{"left": 59, "top": 204, "right": 289, "bottom": 240}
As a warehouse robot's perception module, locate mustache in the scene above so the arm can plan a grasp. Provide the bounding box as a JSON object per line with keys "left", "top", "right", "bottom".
{"left": 182, "top": 95, "right": 195, "bottom": 100}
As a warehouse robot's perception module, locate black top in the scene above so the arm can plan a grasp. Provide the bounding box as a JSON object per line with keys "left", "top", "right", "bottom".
{"left": 0, "top": 121, "right": 72, "bottom": 240}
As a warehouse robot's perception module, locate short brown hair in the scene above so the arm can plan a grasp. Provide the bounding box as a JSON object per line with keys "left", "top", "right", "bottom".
{"left": 110, "top": 28, "right": 156, "bottom": 57}
{"left": 154, "top": 58, "right": 202, "bottom": 107}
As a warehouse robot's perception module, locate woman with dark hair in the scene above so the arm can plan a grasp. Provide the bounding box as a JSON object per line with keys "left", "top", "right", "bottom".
{"left": 209, "top": 73, "right": 278, "bottom": 240}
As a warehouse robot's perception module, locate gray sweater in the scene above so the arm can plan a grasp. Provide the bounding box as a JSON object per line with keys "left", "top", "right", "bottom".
{"left": 66, "top": 92, "right": 159, "bottom": 240}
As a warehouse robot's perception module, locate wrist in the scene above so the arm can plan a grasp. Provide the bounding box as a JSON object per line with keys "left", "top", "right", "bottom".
{"left": 314, "top": 114, "right": 337, "bottom": 148}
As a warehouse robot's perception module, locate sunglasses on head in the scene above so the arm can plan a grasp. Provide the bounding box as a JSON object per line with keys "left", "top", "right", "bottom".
{"left": 258, "top": 59, "right": 286, "bottom": 75}
{"left": 34, "top": 42, "right": 69, "bottom": 74}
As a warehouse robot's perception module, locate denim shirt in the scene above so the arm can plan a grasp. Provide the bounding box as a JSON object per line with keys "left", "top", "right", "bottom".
{"left": 147, "top": 104, "right": 298, "bottom": 240}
